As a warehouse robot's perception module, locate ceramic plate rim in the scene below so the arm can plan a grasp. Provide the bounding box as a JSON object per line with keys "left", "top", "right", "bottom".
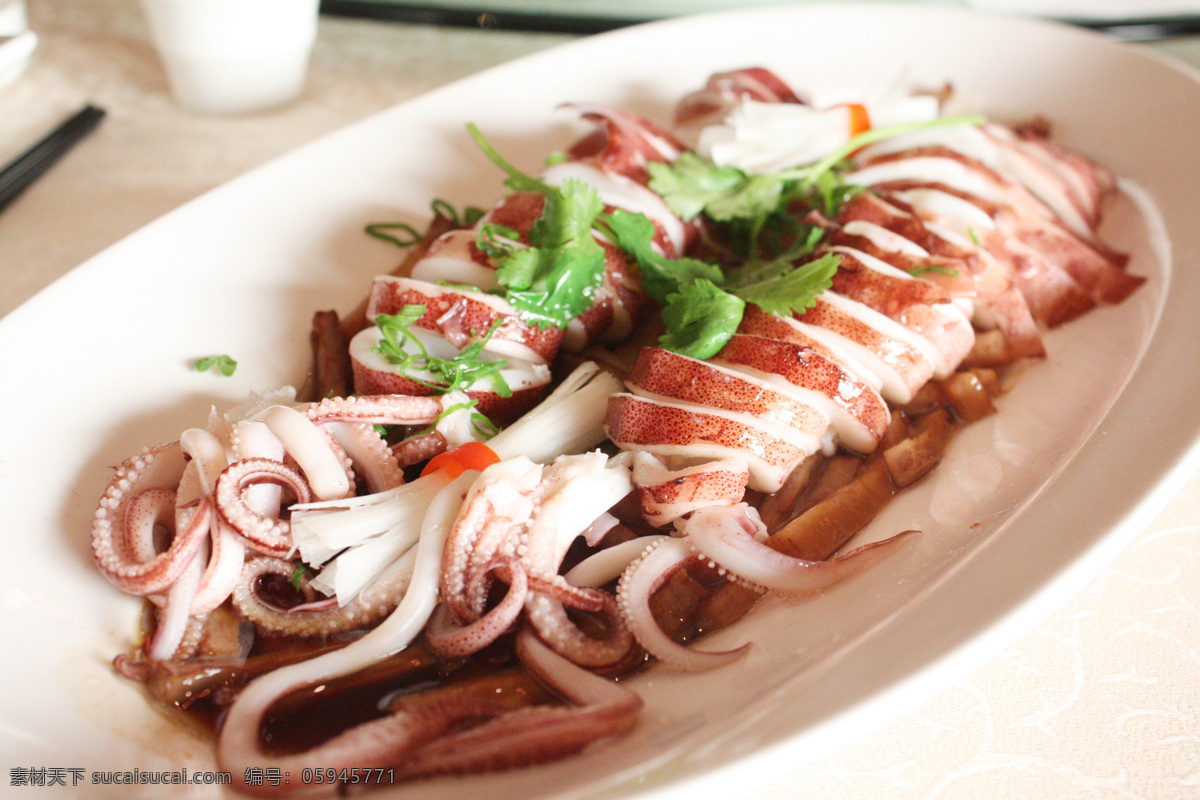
{"left": 3, "top": 5, "right": 1200, "bottom": 799}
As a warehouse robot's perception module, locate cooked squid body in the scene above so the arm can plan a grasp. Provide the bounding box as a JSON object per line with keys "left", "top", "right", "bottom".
{"left": 821, "top": 245, "right": 977, "bottom": 377}
{"left": 408, "top": 186, "right": 656, "bottom": 353}
{"left": 614, "top": 70, "right": 1120, "bottom": 525}
{"left": 349, "top": 276, "right": 557, "bottom": 423}
{"left": 603, "top": 217, "right": 982, "bottom": 495}
{"left": 680, "top": 66, "right": 1140, "bottom": 358}
{"left": 822, "top": 190, "right": 1044, "bottom": 360}
{"left": 845, "top": 124, "right": 1142, "bottom": 329}
{"left": 606, "top": 231, "right": 982, "bottom": 519}
{"left": 851, "top": 119, "right": 1113, "bottom": 239}
{"left": 401, "top": 104, "right": 694, "bottom": 358}
{"left": 673, "top": 66, "right": 805, "bottom": 133}
{"left": 628, "top": 452, "right": 751, "bottom": 527}
{"left": 94, "top": 64, "right": 1152, "bottom": 793}
{"left": 607, "top": 321, "right": 900, "bottom": 514}
{"left": 349, "top": 106, "right": 696, "bottom": 426}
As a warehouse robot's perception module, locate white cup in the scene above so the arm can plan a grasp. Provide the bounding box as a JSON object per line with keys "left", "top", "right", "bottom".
{"left": 0, "top": 0, "right": 36, "bottom": 89}
{"left": 140, "top": 0, "right": 320, "bottom": 114}
{"left": 0, "top": 0, "right": 28, "bottom": 37}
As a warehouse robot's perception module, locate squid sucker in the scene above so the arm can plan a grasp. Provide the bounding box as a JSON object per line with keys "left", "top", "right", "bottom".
{"left": 91, "top": 65, "right": 1141, "bottom": 796}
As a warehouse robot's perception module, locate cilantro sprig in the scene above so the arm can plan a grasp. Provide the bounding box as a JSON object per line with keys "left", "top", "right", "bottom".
{"left": 726, "top": 252, "right": 840, "bottom": 317}
{"left": 463, "top": 123, "right": 869, "bottom": 359}
{"left": 648, "top": 115, "right": 985, "bottom": 244}
{"left": 596, "top": 208, "right": 724, "bottom": 305}
{"left": 467, "top": 125, "right": 608, "bottom": 330}
{"left": 373, "top": 305, "right": 513, "bottom": 397}
{"left": 600, "top": 210, "right": 837, "bottom": 359}
{"left": 491, "top": 177, "right": 607, "bottom": 328}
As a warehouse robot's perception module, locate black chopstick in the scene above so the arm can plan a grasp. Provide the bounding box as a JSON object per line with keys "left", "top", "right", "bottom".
{"left": 0, "top": 103, "right": 106, "bottom": 214}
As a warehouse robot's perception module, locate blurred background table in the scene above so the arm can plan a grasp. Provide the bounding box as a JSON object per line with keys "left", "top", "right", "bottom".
{"left": 3, "top": 1, "right": 1200, "bottom": 797}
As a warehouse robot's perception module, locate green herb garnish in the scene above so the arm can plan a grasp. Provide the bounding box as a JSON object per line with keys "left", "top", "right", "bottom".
{"left": 287, "top": 562, "right": 311, "bottom": 590}
{"left": 365, "top": 198, "right": 486, "bottom": 249}
{"left": 365, "top": 222, "right": 421, "bottom": 249}
{"left": 463, "top": 120, "right": 911, "bottom": 359}
{"left": 647, "top": 151, "right": 786, "bottom": 224}
{"left": 908, "top": 264, "right": 960, "bottom": 278}
{"left": 373, "top": 305, "right": 512, "bottom": 397}
{"left": 412, "top": 398, "right": 499, "bottom": 441}
{"left": 597, "top": 209, "right": 724, "bottom": 306}
{"left": 658, "top": 278, "right": 746, "bottom": 358}
{"left": 193, "top": 354, "right": 237, "bottom": 376}
{"left": 600, "top": 209, "right": 836, "bottom": 358}
{"left": 467, "top": 124, "right": 608, "bottom": 330}
{"left": 648, "top": 115, "right": 985, "bottom": 246}
{"left": 727, "top": 253, "right": 840, "bottom": 317}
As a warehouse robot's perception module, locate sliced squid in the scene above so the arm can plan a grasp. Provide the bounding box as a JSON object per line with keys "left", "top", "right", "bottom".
{"left": 792, "top": 293, "right": 940, "bottom": 402}
{"left": 405, "top": 105, "right": 695, "bottom": 355}
{"left": 822, "top": 245, "right": 977, "bottom": 375}
{"left": 606, "top": 392, "right": 818, "bottom": 493}
{"left": 97, "top": 65, "right": 1150, "bottom": 781}
{"left": 365, "top": 276, "right": 562, "bottom": 365}
{"left": 846, "top": 149, "right": 1142, "bottom": 325}
{"left": 624, "top": 346, "right": 830, "bottom": 438}
{"left": 828, "top": 189, "right": 1043, "bottom": 357}
{"left": 713, "top": 334, "right": 890, "bottom": 454}
{"left": 673, "top": 66, "right": 805, "bottom": 132}
{"left": 349, "top": 324, "right": 551, "bottom": 424}
{"left": 629, "top": 452, "right": 750, "bottom": 527}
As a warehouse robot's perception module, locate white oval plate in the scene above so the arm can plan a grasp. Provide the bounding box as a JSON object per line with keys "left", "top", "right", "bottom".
{"left": 3, "top": 4, "right": 1199, "bottom": 799}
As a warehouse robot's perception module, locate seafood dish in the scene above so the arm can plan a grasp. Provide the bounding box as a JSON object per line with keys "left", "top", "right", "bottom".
{"left": 90, "top": 64, "right": 1143, "bottom": 795}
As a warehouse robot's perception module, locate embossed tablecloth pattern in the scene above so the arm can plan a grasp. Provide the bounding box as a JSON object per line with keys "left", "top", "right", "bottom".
{"left": 3, "top": 1, "right": 1200, "bottom": 797}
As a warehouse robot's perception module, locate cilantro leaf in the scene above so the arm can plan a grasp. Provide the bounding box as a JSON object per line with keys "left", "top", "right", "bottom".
{"left": 496, "top": 177, "right": 603, "bottom": 291}
{"left": 658, "top": 279, "right": 745, "bottom": 360}
{"left": 647, "top": 152, "right": 785, "bottom": 223}
{"left": 598, "top": 209, "right": 724, "bottom": 305}
{"left": 729, "top": 253, "right": 839, "bottom": 317}
{"left": 490, "top": 246, "right": 540, "bottom": 291}
{"left": 193, "top": 354, "right": 237, "bottom": 376}
{"left": 647, "top": 153, "right": 827, "bottom": 259}
{"left": 468, "top": 125, "right": 608, "bottom": 330}
{"left": 493, "top": 177, "right": 607, "bottom": 328}
{"left": 806, "top": 168, "right": 865, "bottom": 218}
